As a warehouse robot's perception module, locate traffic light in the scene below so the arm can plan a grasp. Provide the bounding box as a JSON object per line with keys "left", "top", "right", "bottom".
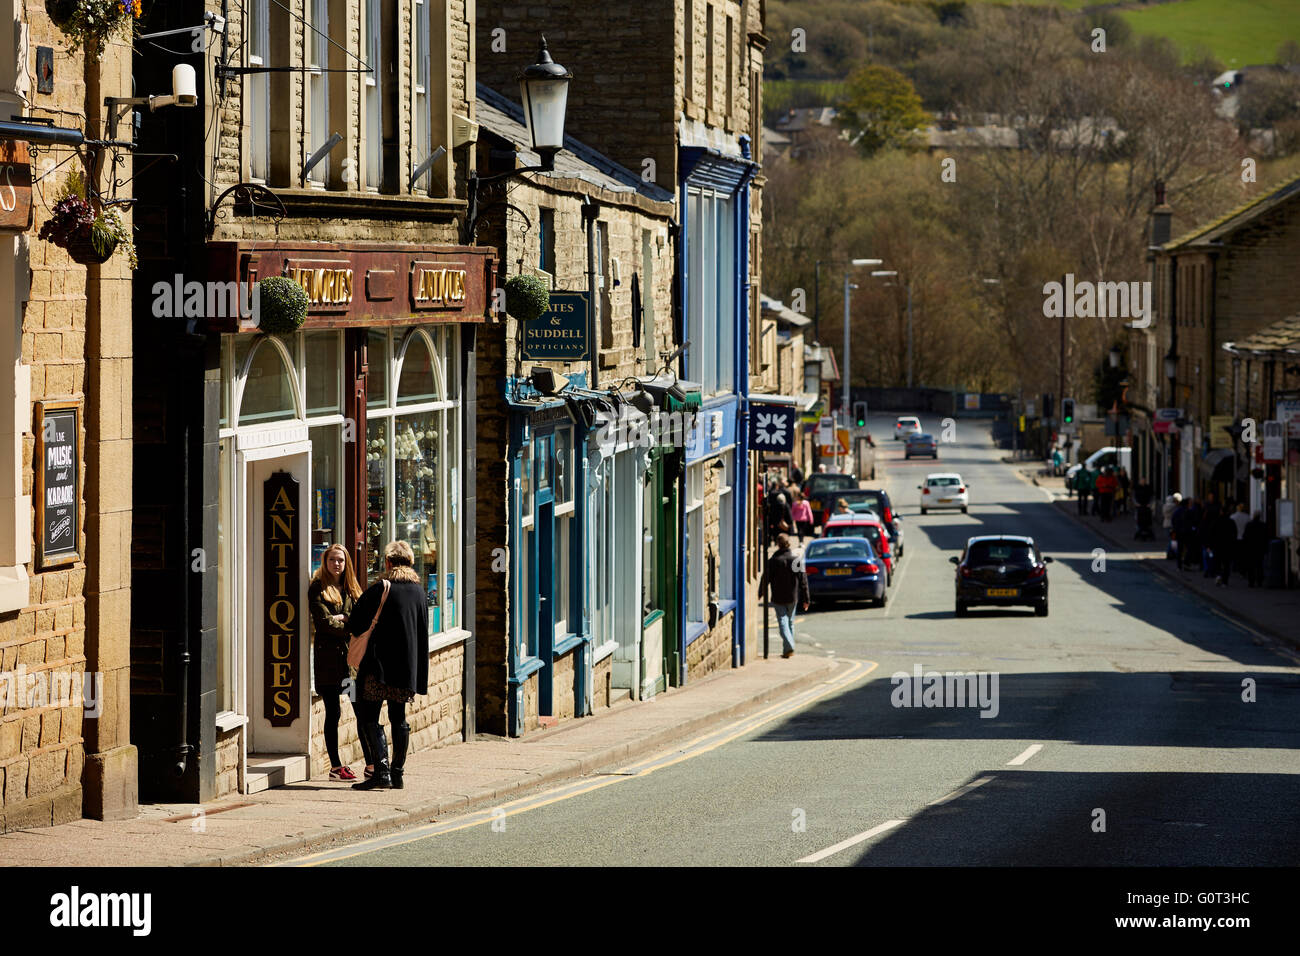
{"left": 853, "top": 401, "right": 868, "bottom": 428}
{"left": 1062, "top": 398, "right": 1075, "bottom": 425}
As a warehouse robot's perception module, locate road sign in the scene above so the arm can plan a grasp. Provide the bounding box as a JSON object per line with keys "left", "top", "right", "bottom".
{"left": 818, "top": 428, "right": 850, "bottom": 457}
{"left": 1262, "top": 420, "right": 1284, "bottom": 462}
{"left": 1153, "top": 407, "right": 1181, "bottom": 435}
{"left": 818, "top": 415, "right": 834, "bottom": 448}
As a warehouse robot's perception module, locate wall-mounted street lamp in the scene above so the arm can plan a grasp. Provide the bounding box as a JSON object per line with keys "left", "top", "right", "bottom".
{"left": 462, "top": 38, "right": 570, "bottom": 246}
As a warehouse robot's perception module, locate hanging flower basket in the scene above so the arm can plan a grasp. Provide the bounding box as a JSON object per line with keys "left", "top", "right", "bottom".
{"left": 505, "top": 273, "right": 551, "bottom": 323}
{"left": 37, "top": 171, "right": 139, "bottom": 268}
{"left": 254, "top": 277, "right": 310, "bottom": 335}
{"left": 46, "top": 0, "right": 142, "bottom": 59}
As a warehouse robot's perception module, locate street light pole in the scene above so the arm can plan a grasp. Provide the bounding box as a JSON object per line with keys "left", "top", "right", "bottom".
{"left": 906, "top": 278, "right": 914, "bottom": 390}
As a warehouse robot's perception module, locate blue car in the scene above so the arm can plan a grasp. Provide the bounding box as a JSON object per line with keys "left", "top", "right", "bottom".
{"left": 803, "top": 536, "right": 887, "bottom": 608}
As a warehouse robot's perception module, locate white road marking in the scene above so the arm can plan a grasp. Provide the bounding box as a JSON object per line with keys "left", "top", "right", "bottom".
{"left": 1007, "top": 744, "right": 1043, "bottom": 766}
{"left": 927, "top": 775, "right": 994, "bottom": 806}
{"left": 796, "top": 819, "right": 905, "bottom": 864}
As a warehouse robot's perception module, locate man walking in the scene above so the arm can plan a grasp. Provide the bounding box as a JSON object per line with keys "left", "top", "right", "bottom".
{"left": 759, "top": 534, "right": 810, "bottom": 659}
{"left": 1243, "top": 511, "right": 1269, "bottom": 587}
{"left": 1095, "top": 467, "right": 1117, "bottom": 523}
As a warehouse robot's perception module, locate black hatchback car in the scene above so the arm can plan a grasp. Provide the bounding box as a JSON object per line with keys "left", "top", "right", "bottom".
{"left": 950, "top": 535, "right": 1053, "bottom": 617}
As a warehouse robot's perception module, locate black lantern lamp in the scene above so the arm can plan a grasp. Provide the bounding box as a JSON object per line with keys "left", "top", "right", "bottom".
{"left": 518, "top": 37, "right": 571, "bottom": 172}
{"left": 461, "top": 38, "right": 571, "bottom": 244}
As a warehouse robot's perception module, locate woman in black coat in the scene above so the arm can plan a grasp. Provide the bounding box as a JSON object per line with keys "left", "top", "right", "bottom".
{"left": 347, "top": 539, "right": 429, "bottom": 790}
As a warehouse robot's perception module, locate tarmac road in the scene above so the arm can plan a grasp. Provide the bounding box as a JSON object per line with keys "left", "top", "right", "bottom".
{"left": 300, "top": 415, "right": 1300, "bottom": 867}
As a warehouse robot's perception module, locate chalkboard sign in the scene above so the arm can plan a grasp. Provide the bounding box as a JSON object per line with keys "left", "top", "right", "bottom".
{"left": 36, "top": 402, "right": 79, "bottom": 569}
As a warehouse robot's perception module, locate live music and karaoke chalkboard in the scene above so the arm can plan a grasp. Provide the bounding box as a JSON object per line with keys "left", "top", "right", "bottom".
{"left": 37, "top": 402, "right": 79, "bottom": 569}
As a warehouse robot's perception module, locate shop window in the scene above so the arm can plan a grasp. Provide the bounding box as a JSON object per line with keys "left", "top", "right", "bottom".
{"left": 412, "top": 0, "right": 432, "bottom": 194}
{"left": 718, "top": 450, "right": 733, "bottom": 602}
{"left": 685, "top": 462, "right": 705, "bottom": 626}
{"left": 397, "top": 331, "right": 440, "bottom": 405}
{"left": 442, "top": 404, "right": 459, "bottom": 631}
{"left": 394, "top": 409, "right": 440, "bottom": 629}
{"left": 521, "top": 440, "right": 533, "bottom": 523}
{"left": 364, "top": 0, "right": 397, "bottom": 190}
{"left": 237, "top": 337, "right": 298, "bottom": 424}
{"left": 597, "top": 221, "right": 612, "bottom": 349}
{"left": 539, "top": 208, "right": 555, "bottom": 274}
{"left": 686, "top": 186, "right": 736, "bottom": 395}
{"left": 365, "top": 417, "right": 389, "bottom": 579}
{"left": 311, "top": 423, "right": 343, "bottom": 575}
{"left": 304, "top": 331, "right": 342, "bottom": 417}
{"left": 554, "top": 427, "right": 572, "bottom": 506}
{"left": 366, "top": 328, "right": 389, "bottom": 407}
{"left": 218, "top": 437, "right": 233, "bottom": 712}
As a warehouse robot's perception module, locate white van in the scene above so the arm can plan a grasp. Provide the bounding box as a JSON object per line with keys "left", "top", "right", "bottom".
{"left": 1065, "top": 446, "right": 1132, "bottom": 482}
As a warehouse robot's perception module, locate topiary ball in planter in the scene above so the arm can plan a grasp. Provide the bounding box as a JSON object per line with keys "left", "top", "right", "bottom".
{"left": 505, "top": 274, "right": 550, "bottom": 323}
{"left": 254, "top": 276, "right": 310, "bottom": 335}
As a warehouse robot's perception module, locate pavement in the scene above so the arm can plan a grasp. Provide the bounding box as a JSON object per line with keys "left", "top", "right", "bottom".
{"left": 0, "top": 652, "right": 837, "bottom": 866}
{"left": 1019, "top": 464, "right": 1300, "bottom": 653}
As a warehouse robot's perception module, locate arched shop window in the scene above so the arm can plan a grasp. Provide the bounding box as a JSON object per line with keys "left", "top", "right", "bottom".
{"left": 234, "top": 336, "right": 301, "bottom": 425}
{"left": 366, "top": 327, "right": 460, "bottom": 636}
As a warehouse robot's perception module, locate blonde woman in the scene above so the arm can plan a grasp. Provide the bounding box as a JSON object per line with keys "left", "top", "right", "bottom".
{"left": 308, "top": 544, "right": 372, "bottom": 781}
{"left": 347, "top": 540, "right": 430, "bottom": 790}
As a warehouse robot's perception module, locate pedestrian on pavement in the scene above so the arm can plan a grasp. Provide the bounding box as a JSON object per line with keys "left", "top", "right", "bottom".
{"left": 1052, "top": 448, "right": 1064, "bottom": 477}
{"left": 308, "top": 543, "right": 372, "bottom": 782}
{"left": 1117, "top": 468, "right": 1131, "bottom": 514}
{"left": 1075, "top": 468, "right": 1091, "bottom": 516}
{"left": 767, "top": 491, "right": 794, "bottom": 538}
{"left": 1095, "top": 467, "right": 1117, "bottom": 522}
{"left": 790, "top": 489, "right": 814, "bottom": 542}
{"left": 759, "top": 533, "right": 810, "bottom": 658}
{"left": 1172, "top": 496, "right": 1191, "bottom": 569}
{"left": 347, "top": 540, "right": 429, "bottom": 791}
{"left": 1212, "top": 508, "right": 1237, "bottom": 586}
{"left": 791, "top": 464, "right": 804, "bottom": 486}
{"left": 817, "top": 463, "right": 828, "bottom": 474}
{"left": 1163, "top": 493, "right": 1181, "bottom": 560}
{"left": 1243, "top": 511, "right": 1269, "bottom": 587}
{"left": 1134, "top": 480, "right": 1154, "bottom": 508}
{"left": 1184, "top": 498, "right": 1203, "bottom": 572}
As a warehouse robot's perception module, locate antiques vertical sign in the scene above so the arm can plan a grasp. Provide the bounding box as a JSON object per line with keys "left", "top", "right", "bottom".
{"left": 264, "top": 472, "right": 301, "bottom": 726}
{"left": 36, "top": 402, "right": 80, "bottom": 569}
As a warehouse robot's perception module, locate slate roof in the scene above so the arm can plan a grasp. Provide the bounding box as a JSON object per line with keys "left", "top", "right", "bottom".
{"left": 1163, "top": 172, "right": 1300, "bottom": 250}
{"left": 1222, "top": 313, "right": 1300, "bottom": 356}
{"left": 475, "top": 84, "right": 673, "bottom": 204}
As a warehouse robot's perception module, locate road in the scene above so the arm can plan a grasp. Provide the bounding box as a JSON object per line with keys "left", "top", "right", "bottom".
{"left": 295, "top": 415, "right": 1300, "bottom": 866}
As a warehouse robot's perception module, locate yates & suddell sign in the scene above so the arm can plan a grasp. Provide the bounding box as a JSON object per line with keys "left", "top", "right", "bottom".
{"left": 522, "top": 291, "right": 590, "bottom": 362}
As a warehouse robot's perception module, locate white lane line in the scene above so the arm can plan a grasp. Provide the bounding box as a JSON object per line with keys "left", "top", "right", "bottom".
{"left": 1006, "top": 744, "right": 1043, "bottom": 766}
{"left": 927, "top": 775, "right": 994, "bottom": 806}
{"left": 881, "top": 545, "right": 912, "bottom": 620}
{"left": 796, "top": 819, "right": 905, "bottom": 864}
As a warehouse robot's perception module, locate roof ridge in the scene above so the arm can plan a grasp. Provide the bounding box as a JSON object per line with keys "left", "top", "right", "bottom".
{"left": 1165, "top": 170, "right": 1300, "bottom": 250}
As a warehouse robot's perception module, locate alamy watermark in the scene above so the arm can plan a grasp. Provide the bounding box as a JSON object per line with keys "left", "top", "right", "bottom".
{"left": 151, "top": 274, "right": 258, "bottom": 322}
{"left": 890, "top": 663, "right": 1000, "bottom": 718}
{"left": 1043, "top": 274, "right": 1151, "bottom": 328}
{"left": 0, "top": 666, "right": 103, "bottom": 717}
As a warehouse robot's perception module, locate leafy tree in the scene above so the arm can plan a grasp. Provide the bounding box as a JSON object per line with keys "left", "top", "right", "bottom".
{"left": 836, "top": 64, "right": 932, "bottom": 155}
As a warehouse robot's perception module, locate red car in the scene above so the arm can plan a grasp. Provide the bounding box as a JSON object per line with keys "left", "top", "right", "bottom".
{"left": 821, "top": 512, "right": 894, "bottom": 585}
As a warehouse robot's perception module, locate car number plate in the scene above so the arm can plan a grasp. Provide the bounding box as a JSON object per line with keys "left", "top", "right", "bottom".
{"left": 986, "top": 588, "right": 1019, "bottom": 597}
{"left": 939, "top": 498, "right": 952, "bottom": 503}
{"left": 826, "top": 568, "right": 852, "bottom": 576}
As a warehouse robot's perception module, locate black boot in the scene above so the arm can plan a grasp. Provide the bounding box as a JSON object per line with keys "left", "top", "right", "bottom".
{"left": 390, "top": 723, "right": 410, "bottom": 790}
{"left": 352, "top": 722, "right": 390, "bottom": 790}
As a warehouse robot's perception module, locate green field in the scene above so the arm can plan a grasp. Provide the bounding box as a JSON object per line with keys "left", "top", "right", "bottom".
{"left": 1119, "top": 0, "right": 1300, "bottom": 66}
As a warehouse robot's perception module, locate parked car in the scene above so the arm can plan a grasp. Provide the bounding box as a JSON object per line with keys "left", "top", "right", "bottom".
{"left": 803, "top": 536, "right": 887, "bottom": 608}
{"left": 894, "top": 416, "right": 922, "bottom": 440}
{"left": 827, "top": 489, "right": 903, "bottom": 556}
{"left": 802, "top": 472, "right": 858, "bottom": 526}
{"left": 904, "top": 432, "right": 938, "bottom": 459}
{"left": 919, "top": 473, "right": 969, "bottom": 514}
{"left": 951, "top": 535, "right": 1052, "bottom": 617}
{"left": 1064, "top": 446, "right": 1132, "bottom": 484}
{"left": 822, "top": 512, "right": 894, "bottom": 584}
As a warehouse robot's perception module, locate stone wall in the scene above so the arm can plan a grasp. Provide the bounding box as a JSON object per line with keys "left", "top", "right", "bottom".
{"left": 214, "top": 726, "right": 242, "bottom": 799}
{"left": 0, "top": 2, "right": 134, "bottom": 831}
{"left": 593, "top": 653, "right": 612, "bottom": 710}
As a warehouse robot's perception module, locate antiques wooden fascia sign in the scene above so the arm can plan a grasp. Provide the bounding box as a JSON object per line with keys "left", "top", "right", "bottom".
{"left": 0, "top": 141, "right": 34, "bottom": 234}
{"left": 205, "top": 242, "right": 495, "bottom": 332}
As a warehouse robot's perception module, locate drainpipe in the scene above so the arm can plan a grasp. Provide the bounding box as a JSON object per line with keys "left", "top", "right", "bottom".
{"left": 175, "top": 415, "right": 193, "bottom": 776}
{"left": 582, "top": 195, "right": 599, "bottom": 390}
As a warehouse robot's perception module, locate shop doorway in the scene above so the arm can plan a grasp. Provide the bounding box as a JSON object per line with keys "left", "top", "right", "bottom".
{"left": 241, "top": 445, "right": 312, "bottom": 768}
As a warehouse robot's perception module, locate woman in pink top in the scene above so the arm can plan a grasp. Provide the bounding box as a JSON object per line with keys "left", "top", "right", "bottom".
{"left": 790, "top": 489, "right": 814, "bottom": 542}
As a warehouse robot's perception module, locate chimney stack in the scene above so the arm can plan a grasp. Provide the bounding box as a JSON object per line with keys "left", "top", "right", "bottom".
{"left": 1149, "top": 179, "right": 1173, "bottom": 248}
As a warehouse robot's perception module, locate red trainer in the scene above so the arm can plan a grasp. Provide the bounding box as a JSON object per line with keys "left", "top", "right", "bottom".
{"left": 329, "top": 766, "right": 358, "bottom": 782}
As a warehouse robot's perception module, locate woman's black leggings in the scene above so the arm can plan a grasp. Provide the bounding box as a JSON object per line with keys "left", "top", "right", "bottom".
{"left": 320, "top": 684, "right": 374, "bottom": 768}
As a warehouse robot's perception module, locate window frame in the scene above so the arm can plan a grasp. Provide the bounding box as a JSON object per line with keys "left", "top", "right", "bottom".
{"left": 247, "top": 0, "right": 271, "bottom": 182}
{"left": 306, "top": 0, "right": 331, "bottom": 186}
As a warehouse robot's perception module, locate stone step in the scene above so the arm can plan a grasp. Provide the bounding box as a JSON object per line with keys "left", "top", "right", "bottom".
{"left": 246, "top": 753, "right": 310, "bottom": 794}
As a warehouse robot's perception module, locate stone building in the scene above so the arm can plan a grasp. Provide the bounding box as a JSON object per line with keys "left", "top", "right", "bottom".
{"left": 1128, "top": 175, "right": 1300, "bottom": 562}
{"left": 0, "top": 1, "right": 135, "bottom": 830}
{"left": 478, "top": 0, "right": 768, "bottom": 682}
{"left": 126, "top": 0, "right": 495, "bottom": 800}
{"left": 471, "top": 82, "right": 680, "bottom": 735}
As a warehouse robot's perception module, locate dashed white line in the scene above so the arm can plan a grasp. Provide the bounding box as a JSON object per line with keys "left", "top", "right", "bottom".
{"left": 1007, "top": 744, "right": 1043, "bottom": 766}
{"left": 927, "top": 775, "right": 994, "bottom": 806}
{"left": 796, "top": 819, "right": 905, "bottom": 864}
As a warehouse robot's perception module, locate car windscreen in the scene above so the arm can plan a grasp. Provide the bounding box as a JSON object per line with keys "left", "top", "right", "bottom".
{"left": 927, "top": 477, "right": 961, "bottom": 486}
{"left": 809, "top": 474, "right": 857, "bottom": 492}
{"left": 826, "top": 525, "right": 882, "bottom": 548}
{"left": 805, "top": 540, "right": 872, "bottom": 560}
{"left": 966, "top": 542, "right": 1035, "bottom": 566}
{"left": 837, "top": 490, "right": 885, "bottom": 508}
